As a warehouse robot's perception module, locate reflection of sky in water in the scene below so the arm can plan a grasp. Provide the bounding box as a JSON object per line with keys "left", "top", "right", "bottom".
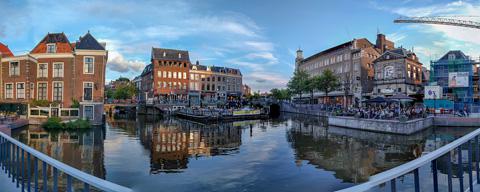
{"left": 12, "top": 115, "right": 476, "bottom": 192}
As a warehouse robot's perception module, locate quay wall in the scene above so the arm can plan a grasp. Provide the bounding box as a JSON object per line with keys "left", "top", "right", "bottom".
{"left": 434, "top": 116, "right": 480, "bottom": 127}
{"left": 328, "top": 116, "right": 434, "bottom": 135}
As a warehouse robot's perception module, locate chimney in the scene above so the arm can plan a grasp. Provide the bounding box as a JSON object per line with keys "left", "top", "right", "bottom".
{"left": 376, "top": 33, "right": 387, "bottom": 53}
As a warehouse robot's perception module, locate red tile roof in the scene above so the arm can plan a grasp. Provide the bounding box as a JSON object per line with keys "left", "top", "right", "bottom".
{"left": 0, "top": 42, "right": 14, "bottom": 57}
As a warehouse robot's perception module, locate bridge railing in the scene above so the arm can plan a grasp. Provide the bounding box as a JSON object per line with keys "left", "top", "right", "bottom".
{"left": 337, "top": 128, "right": 480, "bottom": 192}
{"left": 0, "top": 131, "right": 132, "bottom": 192}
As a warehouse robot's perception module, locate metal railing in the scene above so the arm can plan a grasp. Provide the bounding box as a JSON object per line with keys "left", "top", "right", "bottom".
{"left": 337, "top": 128, "right": 480, "bottom": 192}
{"left": 0, "top": 131, "right": 132, "bottom": 192}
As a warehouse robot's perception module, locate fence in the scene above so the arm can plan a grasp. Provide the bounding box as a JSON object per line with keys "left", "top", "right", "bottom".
{"left": 0, "top": 131, "right": 132, "bottom": 192}
{"left": 337, "top": 128, "right": 480, "bottom": 192}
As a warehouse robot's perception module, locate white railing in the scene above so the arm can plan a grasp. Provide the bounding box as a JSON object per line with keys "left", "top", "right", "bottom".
{"left": 0, "top": 131, "right": 132, "bottom": 192}
{"left": 337, "top": 128, "right": 480, "bottom": 192}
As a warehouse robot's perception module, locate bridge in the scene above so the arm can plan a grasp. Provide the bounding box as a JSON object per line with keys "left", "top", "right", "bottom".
{"left": 0, "top": 131, "right": 132, "bottom": 192}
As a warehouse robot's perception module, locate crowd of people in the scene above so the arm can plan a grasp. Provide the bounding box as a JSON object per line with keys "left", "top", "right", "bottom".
{"left": 335, "top": 104, "right": 427, "bottom": 120}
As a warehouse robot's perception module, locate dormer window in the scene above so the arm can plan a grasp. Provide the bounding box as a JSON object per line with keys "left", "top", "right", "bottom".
{"left": 47, "top": 44, "right": 56, "bottom": 53}
{"left": 386, "top": 55, "right": 390, "bottom": 60}
{"left": 448, "top": 53, "right": 456, "bottom": 60}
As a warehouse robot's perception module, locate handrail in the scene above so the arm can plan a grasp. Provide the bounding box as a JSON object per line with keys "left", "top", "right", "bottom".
{"left": 337, "top": 128, "right": 480, "bottom": 192}
{"left": 0, "top": 132, "right": 133, "bottom": 192}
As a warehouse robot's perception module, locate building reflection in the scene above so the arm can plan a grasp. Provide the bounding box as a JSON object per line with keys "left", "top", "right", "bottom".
{"left": 12, "top": 125, "right": 106, "bottom": 191}
{"left": 134, "top": 116, "right": 243, "bottom": 174}
{"left": 283, "top": 113, "right": 468, "bottom": 184}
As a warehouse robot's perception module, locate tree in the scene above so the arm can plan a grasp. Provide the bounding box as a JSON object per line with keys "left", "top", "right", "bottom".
{"left": 287, "top": 70, "right": 310, "bottom": 100}
{"left": 305, "top": 77, "right": 317, "bottom": 104}
{"left": 316, "top": 69, "right": 340, "bottom": 105}
{"left": 270, "top": 88, "right": 291, "bottom": 101}
{"left": 112, "top": 83, "right": 137, "bottom": 100}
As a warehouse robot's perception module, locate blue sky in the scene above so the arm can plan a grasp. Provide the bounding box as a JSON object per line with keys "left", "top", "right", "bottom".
{"left": 0, "top": 0, "right": 479, "bottom": 92}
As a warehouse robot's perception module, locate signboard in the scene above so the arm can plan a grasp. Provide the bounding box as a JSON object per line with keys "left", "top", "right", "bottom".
{"left": 424, "top": 86, "right": 442, "bottom": 99}
{"left": 380, "top": 88, "right": 394, "bottom": 94}
{"left": 449, "top": 72, "right": 469, "bottom": 87}
{"left": 233, "top": 110, "right": 261, "bottom": 116}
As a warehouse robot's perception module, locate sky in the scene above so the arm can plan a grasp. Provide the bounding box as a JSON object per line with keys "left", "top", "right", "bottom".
{"left": 0, "top": 0, "right": 479, "bottom": 92}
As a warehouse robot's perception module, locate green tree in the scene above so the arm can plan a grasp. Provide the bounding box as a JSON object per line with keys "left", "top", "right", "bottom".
{"left": 316, "top": 69, "right": 340, "bottom": 105}
{"left": 113, "top": 84, "right": 137, "bottom": 100}
{"left": 287, "top": 70, "right": 310, "bottom": 100}
{"left": 270, "top": 88, "right": 291, "bottom": 101}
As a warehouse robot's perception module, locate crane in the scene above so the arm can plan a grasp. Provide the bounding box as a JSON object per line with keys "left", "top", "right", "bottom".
{"left": 394, "top": 16, "right": 480, "bottom": 29}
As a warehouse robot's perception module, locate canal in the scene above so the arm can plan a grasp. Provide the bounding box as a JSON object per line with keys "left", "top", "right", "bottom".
{"left": 10, "top": 113, "right": 477, "bottom": 192}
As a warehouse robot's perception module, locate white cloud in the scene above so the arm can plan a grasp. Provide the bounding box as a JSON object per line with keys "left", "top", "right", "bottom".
{"left": 244, "top": 41, "right": 274, "bottom": 51}
{"left": 107, "top": 51, "right": 146, "bottom": 73}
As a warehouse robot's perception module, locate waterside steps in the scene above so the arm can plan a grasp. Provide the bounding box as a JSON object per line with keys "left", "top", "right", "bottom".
{"left": 0, "top": 132, "right": 132, "bottom": 192}
{"left": 337, "top": 128, "right": 480, "bottom": 192}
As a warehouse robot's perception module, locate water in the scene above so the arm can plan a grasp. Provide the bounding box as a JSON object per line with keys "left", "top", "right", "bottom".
{"left": 11, "top": 113, "right": 477, "bottom": 192}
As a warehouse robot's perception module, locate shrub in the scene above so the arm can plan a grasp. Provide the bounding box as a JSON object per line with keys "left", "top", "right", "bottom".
{"left": 31, "top": 100, "right": 51, "bottom": 107}
{"left": 41, "top": 117, "right": 63, "bottom": 129}
{"left": 71, "top": 99, "right": 80, "bottom": 108}
{"left": 64, "top": 119, "right": 90, "bottom": 129}
{"left": 42, "top": 117, "right": 91, "bottom": 129}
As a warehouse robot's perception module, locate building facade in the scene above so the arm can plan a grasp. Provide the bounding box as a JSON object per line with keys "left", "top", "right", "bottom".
{"left": 242, "top": 84, "right": 252, "bottom": 97}
{"left": 189, "top": 61, "right": 242, "bottom": 106}
{"left": 372, "top": 48, "right": 423, "bottom": 98}
{"left": 426, "top": 50, "right": 480, "bottom": 113}
{"left": 295, "top": 34, "right": 394, "bottom": 106}
{"left": 150, "top": 48, "right": 190, "bottom": 102}
{"left": 0, "top": 32, "right": 107, "bottom": 124}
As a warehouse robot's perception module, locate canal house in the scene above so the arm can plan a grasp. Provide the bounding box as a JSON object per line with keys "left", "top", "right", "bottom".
{"left": 0, "top": 32, "right": 108, "bottom": 125}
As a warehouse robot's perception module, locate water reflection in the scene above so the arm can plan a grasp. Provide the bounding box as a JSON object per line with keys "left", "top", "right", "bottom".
{"left": 9, "top": 114, "right": 477, "bottom": 192}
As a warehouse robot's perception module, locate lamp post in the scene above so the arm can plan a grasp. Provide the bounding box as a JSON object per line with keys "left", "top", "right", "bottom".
{"left": 433, "top": 91, "right": 436, "bottom": 117}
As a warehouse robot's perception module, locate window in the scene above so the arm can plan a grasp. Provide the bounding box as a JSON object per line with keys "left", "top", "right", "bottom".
{"left": 84, "top": 105, "right": 94, "bottom": 120}
{"left": 30, "top": 83, "right": 35, "bottom": 99}
{"left": 173, "top": 72, "right": 177, "bottom": 79}
{"left": 38, "top": 64, "right": 48, "bottom": 78}
{"left": 83, "top": 82, "right": 93, "bottom": 101}
{"left": 190, "top": 74, "right": 195, "bottom": 80}
{"left": 84, "top": 57, "right": 94, "bottom": 74}
{"left": 398, "top": 88, "right": 402, "bottom": 93}
{"left": 16, "top": 83, "right": 25, "bottom": 99}
{"left": 47, "top": 44, "right": 56, "bottom": 53}
{"left": 157, "top": 71, "right": 162, "bottom": 78}
{"left": 9, "top": 62, "right": 19, "bottom": 76}
{"left": 38, "top": 83, "right": 47, "bottom": 100}
{"left": 53, "top": 63, "right": 63, "bottom": 77}
{"left": 5, "top": 84, "right": 13, "bottom": 99}
{"left": 183, "top": 72, "right": 187, "bottom": 79}
{"left": 178, "top": 72, "right": 182, "bottom": 79}
{"left": 53, "top": 82, "right": 63, "bottom": 101}
{"left": 168, "top": 72, "right": 172, "bottom": 78}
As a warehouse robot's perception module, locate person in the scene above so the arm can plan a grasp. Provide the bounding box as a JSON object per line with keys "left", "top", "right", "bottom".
{"left": 450, "top": 75, "right": 457, "bottom": 87}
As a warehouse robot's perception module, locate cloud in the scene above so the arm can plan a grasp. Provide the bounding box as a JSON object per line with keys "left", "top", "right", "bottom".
{"left": 244, "top": 41, "right": 274, "bottom": 51}
{"left": 387, "top": 32, "right": 407, "bottom": 43}
{"left": 107, "top": 51, "right": 146, "bottom": 73}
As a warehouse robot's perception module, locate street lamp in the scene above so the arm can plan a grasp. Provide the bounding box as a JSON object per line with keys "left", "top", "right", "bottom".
{"left": 433, "top": 91, "right": 436, "bottom": 117}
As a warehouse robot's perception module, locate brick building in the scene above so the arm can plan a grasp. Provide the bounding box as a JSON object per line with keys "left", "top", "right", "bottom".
{"left": 150, "top": 48, "right": 190, "bottom": 102}
{"left": 372, "top": 47, "right": 423, "bottom": 98}
{"left": 295, "top": 33, "right": 394, "bottom": 106}
{"left": 139, "top": 48, "right": 243, "bottom": 106}
{"left": 0, "top": 32, "right": 107, "bottom": 125}
{"left": 189, "top": 61, "right": 242, "bottom": 106}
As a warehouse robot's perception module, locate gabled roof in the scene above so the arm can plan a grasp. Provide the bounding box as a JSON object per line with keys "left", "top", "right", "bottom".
{"left": 75, "top": 32, "right": 105, "bottom": 50}
{"left": 190, "top": 62, "right": 242, "bottom": 76}
{"left": 0, "top": 42, "right": 14, "bottom": 57}
{"left": 373, "top": 48, "right": 416, "bottom": 63}
{"left": 438, "top": 50, "right": 469, "bottom": 61}
{"left": 152, "top": 48, "right": 190, "bottom": 62}
{"left": 141, "top": 64, "right": 153, "bottom": 76}
{"left": 31, "top": 32, "right": 73, "bottom": 53}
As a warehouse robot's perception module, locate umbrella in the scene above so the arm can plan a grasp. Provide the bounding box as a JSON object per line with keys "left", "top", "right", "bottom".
{"left": 366, "top": 97, "right": 387, "bottom": 103}
{"left": 388, "top": 94, "right": 415, "bottom": 101}
{"left": 388, "top": 94, "right": 415, "bottom": 114}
